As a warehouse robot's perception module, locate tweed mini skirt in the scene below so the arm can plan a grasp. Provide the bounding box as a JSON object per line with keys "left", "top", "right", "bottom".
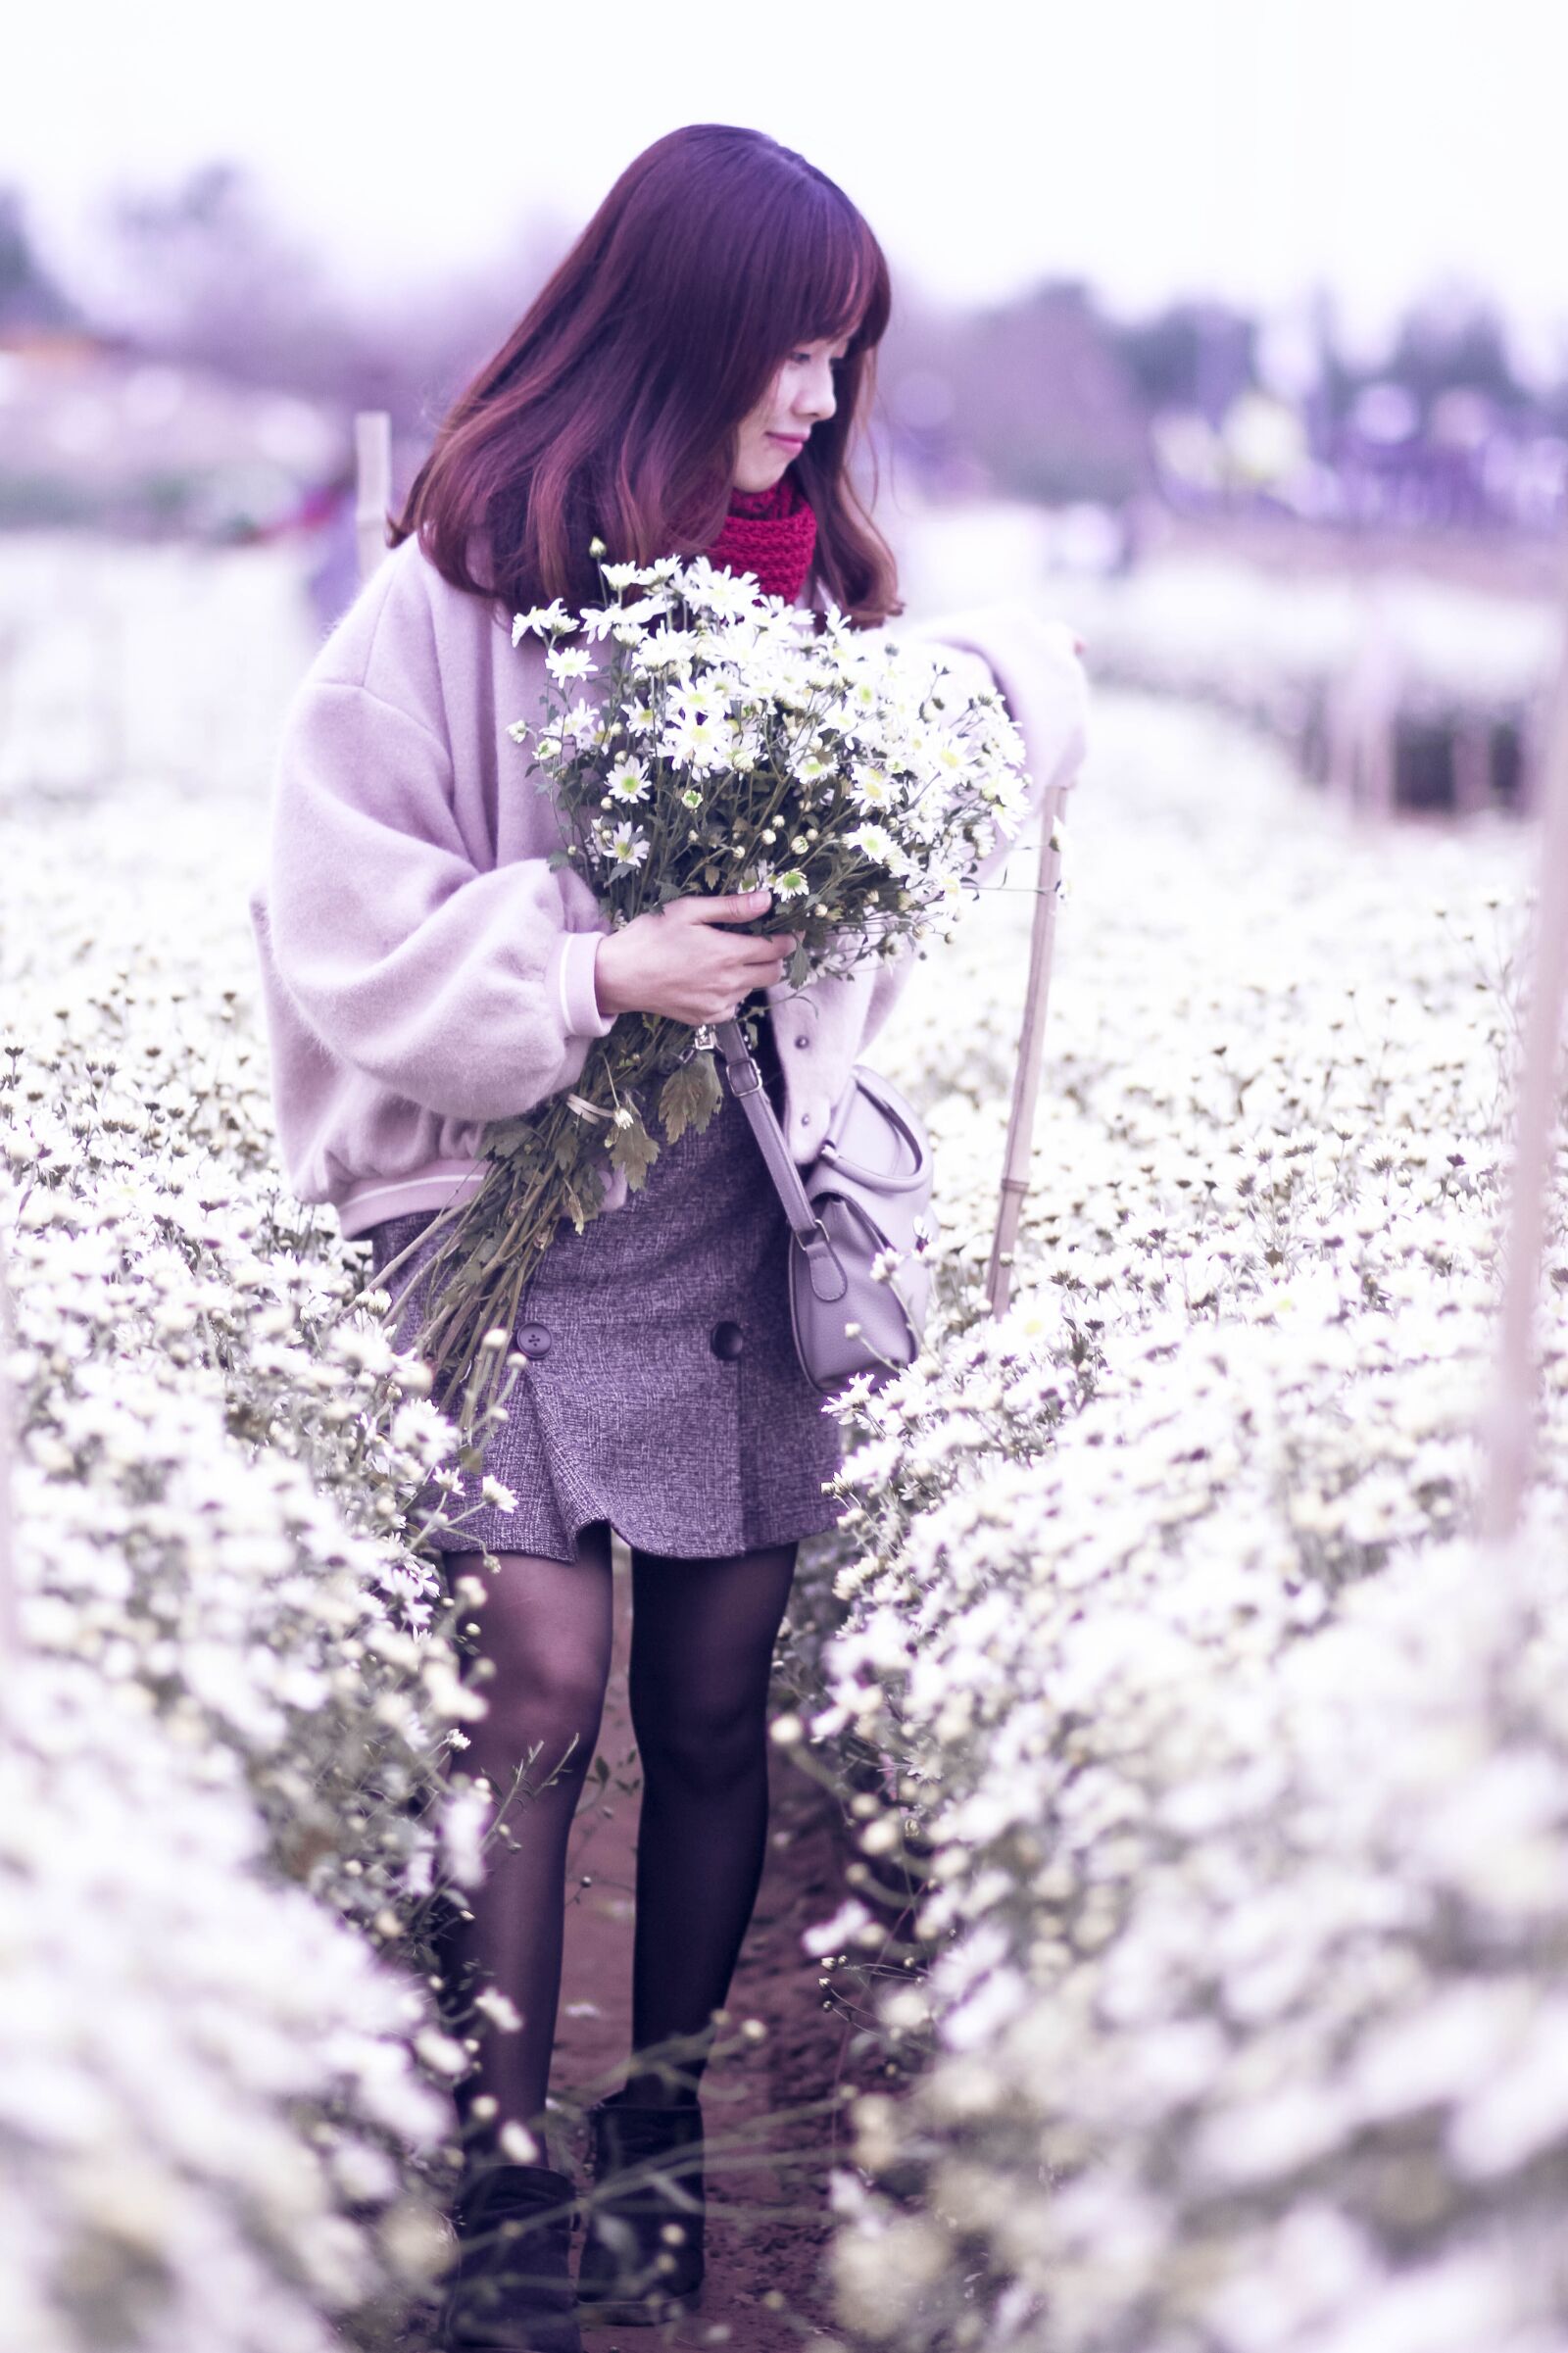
{"left": 365, "top": 1018, "right": 846, "bottom": 1564}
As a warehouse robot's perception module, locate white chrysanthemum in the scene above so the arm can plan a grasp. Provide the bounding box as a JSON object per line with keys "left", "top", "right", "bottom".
{"left": 792, "top": 745, "right": 840, "bottom": 789}
{"left": 561, "top": 699, "right": 602, "bottom": 749}
{"left": 545, "top": 644, "right": 596, "bottom": 683}
{"left": 847, "top": 821, "right": 901, "bottom": 868}
{"left": 513, "top": 599, "right": 575, "bottom": 641}
{"left": 606, "top": 757, "right": 652, "bottom": 803}
{"left": 603, "top": 821, "right": 650, "bottom": 870}
{"left": 851, "top": 764, "right": 899, "bottom": 810}
{"left": 679, "top": 558, "right": 767, "bottom": 621}
{"left": 633, "top": 627, "right": 701, "bottom": 674}
{"left": 661, "top": 693, "right": 736, "bottom": 774}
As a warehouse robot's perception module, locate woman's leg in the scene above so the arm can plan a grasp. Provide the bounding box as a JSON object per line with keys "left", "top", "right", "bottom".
{"left": 622, "top": 1538, "right": 798, "bottom": 2103}
{"left": 440, "top": 1523, "right": 615, "bottom": 2148}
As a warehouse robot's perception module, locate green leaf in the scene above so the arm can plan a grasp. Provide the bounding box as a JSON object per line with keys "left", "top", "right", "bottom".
{"left": 485, "top": 1117, "right": 537, "bottom": 1159}
{"left": 553, "top": 1123, "right": 587, "bottom": 1174}
{"left": 788, "top": 945, "right": 812, "bottom": 988}
{"left": 546, "top": 848, "right": 571, "bottom": 870}
{"left": 607, "top": 1108, "right": 661, "bottom": 1192}
{"left": 561, "top": 1168, "right": 611, "bottom": 1232}
{"left": 657, "top": 1050, "right": 723, "bottom": 1146}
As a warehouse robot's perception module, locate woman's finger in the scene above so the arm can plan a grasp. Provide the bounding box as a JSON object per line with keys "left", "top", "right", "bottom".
{"left": 677, "top": 888, "right": 773, "bottom": 925}
{"left": 734, "top": 935, "right": 797, "bottom": 969}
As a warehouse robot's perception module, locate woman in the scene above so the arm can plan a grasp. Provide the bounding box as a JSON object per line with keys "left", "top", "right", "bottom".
{"left": 249, "top": 122, "right": 1082, "bottom": 2353}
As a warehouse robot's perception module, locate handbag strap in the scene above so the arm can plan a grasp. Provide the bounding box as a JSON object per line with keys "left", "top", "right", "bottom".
{"left": 712, "top": 1017, "right": 849, "bottom": 1304}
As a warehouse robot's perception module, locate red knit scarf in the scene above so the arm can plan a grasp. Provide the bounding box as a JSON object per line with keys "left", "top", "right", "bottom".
{"left": 703, "top": 471, "right": 818, "bottom": 604}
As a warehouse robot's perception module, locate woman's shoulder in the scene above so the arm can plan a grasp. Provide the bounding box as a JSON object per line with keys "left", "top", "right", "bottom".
{"left": 303, "top": 528, "right": 516, "bottom": 719}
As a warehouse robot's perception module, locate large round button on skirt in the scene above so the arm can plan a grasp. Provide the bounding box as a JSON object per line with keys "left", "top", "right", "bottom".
{"left": 365, "top": 1015, "right": 843, "bottom": 1565}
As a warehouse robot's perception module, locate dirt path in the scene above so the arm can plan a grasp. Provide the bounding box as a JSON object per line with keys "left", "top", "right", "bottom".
{"left": 553, "top": 1550, "right": 858, "bottom": 2352}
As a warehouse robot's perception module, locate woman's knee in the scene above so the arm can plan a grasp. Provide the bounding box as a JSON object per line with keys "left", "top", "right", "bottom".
{"left": 629, "top": 1670, "right": 766, "bottom": 1792}
{"left": 448, "top": 1544, "right": 612, "bottom": 1788}
{"left": 488, "top": 1661, "right": 609, "bottom": 1794}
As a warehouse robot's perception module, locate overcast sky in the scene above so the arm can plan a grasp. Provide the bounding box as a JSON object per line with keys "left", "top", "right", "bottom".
{"left": 9, "top": 0, "right": 1566, "bottom": 367}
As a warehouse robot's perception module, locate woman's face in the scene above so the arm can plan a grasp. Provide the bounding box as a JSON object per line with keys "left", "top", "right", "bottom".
{"left": 731, "top": 332, "right": 851, "bottom": 493}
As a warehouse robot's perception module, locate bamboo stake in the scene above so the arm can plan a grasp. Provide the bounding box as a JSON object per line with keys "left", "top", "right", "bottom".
{"left": 1480, "top": 542, "right": 1568, "bottom": 1544}
{"left": 985, "top": 737, "right": 1079, "bottom": 1318}
{"left": 354, "top": 411, "right": 392, "bottom": 586}
{"left": 0, "top": 1223, "right": 17, "bottom": 1669}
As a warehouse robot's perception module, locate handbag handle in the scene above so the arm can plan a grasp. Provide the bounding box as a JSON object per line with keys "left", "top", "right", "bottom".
{"left": 712, "top": 1018, "right": 849, "bottom": 1305}
{"left": 813, "top": 1066, "right": 930, "bottom": 1194}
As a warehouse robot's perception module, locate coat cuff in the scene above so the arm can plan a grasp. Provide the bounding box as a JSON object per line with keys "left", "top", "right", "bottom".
{"left": 548, "top": 928, "right": 615, "bottom": 1039}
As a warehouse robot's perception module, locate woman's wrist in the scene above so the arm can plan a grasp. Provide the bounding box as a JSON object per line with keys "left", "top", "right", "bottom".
{"left": 592, "top": 930, "right": 627, "bottom": 1020}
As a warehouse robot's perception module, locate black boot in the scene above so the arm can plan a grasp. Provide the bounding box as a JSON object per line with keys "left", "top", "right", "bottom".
{"left": 574, "top": 2094, "right": 706, "bottom": 2326}
{"left": 439, "top": 2159, "right": 582, "bottom": 2353}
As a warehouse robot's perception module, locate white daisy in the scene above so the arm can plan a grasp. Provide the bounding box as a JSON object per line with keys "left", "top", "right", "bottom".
{"left": 604, "top": 821, "right": 650, "bottom": 870}
{"left": 606, "top": 757, "right": 651, "bottom": 803}
{"left": 513, "top": 599, "right": 575, "bottom": 642}
{"left": 634, "top": 628, "right": 701, "bottom": 674}
{"left": 562, "top": 700, "right": 602, "bottom": 748}
{"left": 851, "top": 764, "right": 897, "bottom": 809}
{"left": 794, "top": 747, "right": 839, "bottom": 788}
{"left": 546, "top": 644, "right": 596, "bottom": 683}
{"left": 847, "top": 821, "right": 900, "bottom": 868}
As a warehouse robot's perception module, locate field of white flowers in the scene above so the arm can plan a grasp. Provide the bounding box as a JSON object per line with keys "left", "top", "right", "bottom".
{"left": 0, "top": 542, "right": 506, "bottom": 2350}
{"left": 2, "top": 530, "right": 1564, "bottom": 2353}
{"left": 781, "top": 689, "right": 1568, "bottom": 2349}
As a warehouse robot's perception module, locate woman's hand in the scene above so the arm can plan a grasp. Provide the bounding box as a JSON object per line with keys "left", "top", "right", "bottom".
{"left": 592, "top": 888, "right": 800, "bottom": 1025}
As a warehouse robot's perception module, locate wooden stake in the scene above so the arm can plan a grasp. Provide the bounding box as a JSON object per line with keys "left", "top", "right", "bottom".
{"left": 0, "top": 1226, "right": 17, "bottom": 1669}
{"left": 1481, "top": 542, "right": 1568, "bottom": 1543}
{"left": 986, "top": 735, "right": 1079, "bottom": 1319}
{"left": 355, "top": 411, "right": 392, "bottom": 587}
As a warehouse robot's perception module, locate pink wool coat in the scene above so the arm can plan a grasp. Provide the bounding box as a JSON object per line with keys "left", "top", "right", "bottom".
{"left": 247, "top": 534, "right": 1087, "bottom": 1241}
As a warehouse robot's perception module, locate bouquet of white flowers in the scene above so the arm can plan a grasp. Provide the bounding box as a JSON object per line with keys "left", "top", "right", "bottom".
{"left": 379, "top": 548, "right": 1031, "bottom": 1437}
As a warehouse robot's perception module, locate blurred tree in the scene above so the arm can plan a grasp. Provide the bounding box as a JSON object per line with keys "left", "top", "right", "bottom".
{"left": 100, "top": 161, "right": 565, "bottom": 437}
{"left": 106, "top": 161, "right": 370, "bottom": 402}
{"left": 0, "top": 187, "right": 80, "bottom": 333}
{"left": 1388, "top": 285, "right": 1525, "bottom": 416}
{"left": 882, "top": 279, "right": 1152, "bottom": 507}
{"left": 1111, "top": 299, "right": 1255, "bottom": 424}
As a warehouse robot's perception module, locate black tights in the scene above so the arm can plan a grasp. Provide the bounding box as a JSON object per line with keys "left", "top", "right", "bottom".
{"left": 440, "top": 1523, "right": 797, "bottom": 2142}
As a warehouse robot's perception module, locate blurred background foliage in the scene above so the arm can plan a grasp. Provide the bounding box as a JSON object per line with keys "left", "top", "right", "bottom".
{"left": 2, "top": 160, "right": 1563, "bottom": 819}
{"left": 4, "top": 161, "right": 1564, "bottom": 549}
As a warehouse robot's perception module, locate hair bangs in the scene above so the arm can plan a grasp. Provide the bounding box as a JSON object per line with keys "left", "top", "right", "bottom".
{"left": 771, "top": 181, "right": 887, "bottom": 356}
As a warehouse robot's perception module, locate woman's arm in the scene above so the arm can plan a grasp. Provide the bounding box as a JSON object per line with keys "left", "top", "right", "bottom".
{"left": 265, "top": 674, "right": 614, "bottom": 1123}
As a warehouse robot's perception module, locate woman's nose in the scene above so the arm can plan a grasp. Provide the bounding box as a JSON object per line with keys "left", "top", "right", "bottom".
{"left": 795, "top": 355, "right": 836, "bottom": 423}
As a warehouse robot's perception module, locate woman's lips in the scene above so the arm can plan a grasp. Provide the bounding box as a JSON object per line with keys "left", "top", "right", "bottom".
{"left": 768, "top": 432, "right": 807, "bottom": 449}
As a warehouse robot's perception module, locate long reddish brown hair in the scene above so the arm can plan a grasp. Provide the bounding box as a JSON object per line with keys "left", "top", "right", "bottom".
{"left": 389, "top": 123, "right": 902, "bottom": 626}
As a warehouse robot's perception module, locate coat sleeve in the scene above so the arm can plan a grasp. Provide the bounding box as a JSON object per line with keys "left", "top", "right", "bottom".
{"left": 903, "top": 602, "right": 1090, "bottom": 889}
{"left": 265, "top": 674, "right": 613, "bottom": 1123}
{"left": 835, "top": 604, "right": 1089, "bottom": 1054}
